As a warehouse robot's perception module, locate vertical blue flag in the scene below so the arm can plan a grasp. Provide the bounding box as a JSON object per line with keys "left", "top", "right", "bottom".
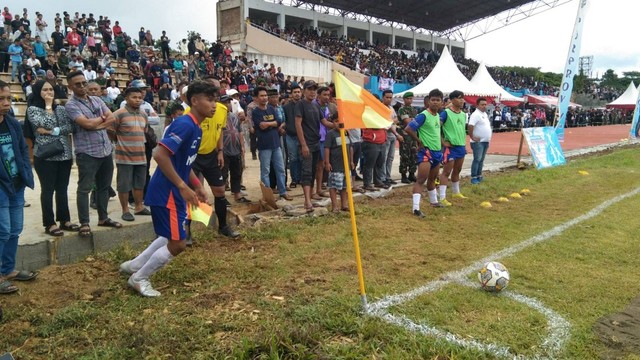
{"left": 555, "top": 0, "right": 590, "bottom": 141}
{"left": 629, "top": 85, "right": 640, "bottom": 139}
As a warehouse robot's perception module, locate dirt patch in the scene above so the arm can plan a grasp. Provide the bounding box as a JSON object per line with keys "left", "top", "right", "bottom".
{"left": 594, "top": 294, "right": 640, "bottom": 359}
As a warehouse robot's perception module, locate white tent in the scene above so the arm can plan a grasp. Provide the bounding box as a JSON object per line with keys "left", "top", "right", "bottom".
{"left": 393, "top": 47, "right": 496, "bottom": 106}
{"left": 470, "top": 62, "right": 524, "bottom": 106}
{"left": 606, "top": 81, "right": 638, "bottom": 110}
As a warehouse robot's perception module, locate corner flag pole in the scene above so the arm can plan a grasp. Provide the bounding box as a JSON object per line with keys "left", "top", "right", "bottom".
{"left": 338, "top": 123, "right": 368, "bottom": 310}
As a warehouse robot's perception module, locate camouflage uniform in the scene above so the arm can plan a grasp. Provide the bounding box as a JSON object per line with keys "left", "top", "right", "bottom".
{"left": 397, "top": 105, "right": 418, "bottom": 178}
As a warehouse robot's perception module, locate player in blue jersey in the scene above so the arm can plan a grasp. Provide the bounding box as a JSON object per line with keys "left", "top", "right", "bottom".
{"left": 119, "top": 80, "right": 217, "bottom": 297}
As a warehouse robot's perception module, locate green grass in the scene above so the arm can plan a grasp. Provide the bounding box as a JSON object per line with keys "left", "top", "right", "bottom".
{"left": 2, "top": 146, "right": 640, "bottom": 359}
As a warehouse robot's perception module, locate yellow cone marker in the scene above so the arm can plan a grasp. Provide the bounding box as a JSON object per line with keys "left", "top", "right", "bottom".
{"left": 497, "top": 197, "right": 509, "bottom": 202}
{"left": 578, "top": 170, "right": 589, "bottom": 175}
{"left": 480, "top": 201, "right": 492, "bottom": 208}
{"left": 520, "top": 188, "right": 531, "bottom": 195}
{"left": 510, "top": 193, "right": 522, "bottom": 199}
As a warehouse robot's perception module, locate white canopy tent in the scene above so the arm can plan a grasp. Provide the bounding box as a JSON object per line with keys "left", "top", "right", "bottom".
{"left": 606, "top": 81, "right": 638, "bottom": 110}
{"left": 470, "top": 62, "right": 524, "bottom": 107}
{"left": 393, "top": 47, "right": 496, "bottom": 106}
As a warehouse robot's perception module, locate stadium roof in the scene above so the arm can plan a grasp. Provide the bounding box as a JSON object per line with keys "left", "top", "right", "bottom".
{"left": 296, "top": 0, "right": 537, "bottom": 32}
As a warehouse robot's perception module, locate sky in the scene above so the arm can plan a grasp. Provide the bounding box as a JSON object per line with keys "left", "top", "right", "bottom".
{"left": 11, "top": 0, "right": 638, "bottom": 78}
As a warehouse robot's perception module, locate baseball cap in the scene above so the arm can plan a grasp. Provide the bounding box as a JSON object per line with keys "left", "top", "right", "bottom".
{"left": 219, "top": 94, "right": 232, "bottom": 103}
{"left": 303, "top": 80, "right": 317, "bottom": 90}
{"left": 226, "top": 89, "right": 238, "bottom": 96}
{"left": 129, "top": 79, "right": 148, "bottom": 88}
{"left": 403, "top": 91, "right": 414, "bottom": 99}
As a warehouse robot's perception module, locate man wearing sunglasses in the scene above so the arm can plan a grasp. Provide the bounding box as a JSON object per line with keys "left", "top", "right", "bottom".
{"left": 65, "top": 70, "right": 121, "bottom": 237}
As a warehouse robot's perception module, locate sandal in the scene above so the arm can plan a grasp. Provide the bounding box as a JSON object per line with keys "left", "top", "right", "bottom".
{"left": 341, "top": 207, "right": 350, "bottom": 212}
{"left": 290, "top": 182, "right": 297, "bottom": 189}
{"left": 235, "top": 197, "right": 251, "bottom": 203}
{"left": 0, "top": 280, "right": 18, "bottom": 294}
{"left": 98, "top": 218, "right": 123, "bottom": 228}
{"left": 45, "top": 225, "right": 64, "bottom": 237}
{"left": 4, "top": 270, "right": 38, "bottom": 281}
{"left": 79, "top": 224, "right": 93, "bottom": 237}
{"left": 134, "top": 208, "right": 152, "bottom": 216}
{"left": 305, "top": 206, "right": 315, "bottom": 214}
{"left": 319, "top": 191, "right": 331, "bottom": 198}
{"left": 60, "top": 222, "right": 80, "bottom": 231}
{"left": 311, "top": 194, "right": 322, "bottom": 200}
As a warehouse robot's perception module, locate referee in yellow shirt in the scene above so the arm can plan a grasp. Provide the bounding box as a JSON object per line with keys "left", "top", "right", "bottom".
{"left": 187, "top": 76, "right": 240, "bottom": 238}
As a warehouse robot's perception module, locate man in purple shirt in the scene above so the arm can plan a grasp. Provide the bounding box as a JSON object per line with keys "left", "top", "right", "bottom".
{"left": 65, "top": 70, "right": 120, "bottom": 237}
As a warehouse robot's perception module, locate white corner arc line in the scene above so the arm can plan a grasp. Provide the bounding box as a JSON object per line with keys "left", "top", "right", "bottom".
{"left": 367, "top": 187, "right": 640, "bottom": 359}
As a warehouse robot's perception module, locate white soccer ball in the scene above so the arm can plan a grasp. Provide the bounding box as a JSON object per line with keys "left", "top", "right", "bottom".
{"left": 478, "top": 261, "right": 510, "bottom": 292}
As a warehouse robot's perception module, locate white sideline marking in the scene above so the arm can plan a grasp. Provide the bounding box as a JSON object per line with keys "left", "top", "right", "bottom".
{"left": 367, "top": 187, "right": 640, "bottom": 359}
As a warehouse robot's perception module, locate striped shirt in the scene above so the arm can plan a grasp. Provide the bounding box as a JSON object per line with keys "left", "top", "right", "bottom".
{"left": 65, "top": 95, "right": 114, "bottom": 158}
{"left": 113, "top": 106, "right": 148, "bottom": 165}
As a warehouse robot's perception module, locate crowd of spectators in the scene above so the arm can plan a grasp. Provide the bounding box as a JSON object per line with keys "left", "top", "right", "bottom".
{"left": 256, "top": 21, "right": 563, "bottom": 96}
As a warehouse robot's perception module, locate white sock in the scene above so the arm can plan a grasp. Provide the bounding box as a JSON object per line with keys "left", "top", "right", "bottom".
{"left": 439, "top": 185, "right": 447, "bottom": 200}
{"left": 428, "top": 189, "right": 438, "bottom": 204}
{"left": 133, "top": 246, "right": 174, "bottom": 281}
{"left": 452, "top": 181, "right": 460, "bottom": 194}
{"left": 412, "top": 193, "right": 421, "bottom": 211}
{"left": 130, "top": 236, "right": 168, "bottom": 271}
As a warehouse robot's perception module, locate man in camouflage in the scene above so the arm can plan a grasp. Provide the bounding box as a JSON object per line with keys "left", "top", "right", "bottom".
{"left": 397, "top": 92, "right": 418, "bottom": 183}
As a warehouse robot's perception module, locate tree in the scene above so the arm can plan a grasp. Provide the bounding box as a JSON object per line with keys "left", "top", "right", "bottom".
{"left": 600, "top": 69, "right": 623, "bottom": 90}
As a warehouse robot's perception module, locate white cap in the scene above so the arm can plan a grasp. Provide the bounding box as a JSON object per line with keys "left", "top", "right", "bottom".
{"left": 181, "top": 85, "right": 189, "bottom": 95}
{"left": 226, "top": 89, "right": 238, "bottom": 96}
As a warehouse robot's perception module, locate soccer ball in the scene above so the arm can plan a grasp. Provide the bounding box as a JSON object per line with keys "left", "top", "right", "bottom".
{"left": 478, "top": 261, "right": 510, "bottom": 292}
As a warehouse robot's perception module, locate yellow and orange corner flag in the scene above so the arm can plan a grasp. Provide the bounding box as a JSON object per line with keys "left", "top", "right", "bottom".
{"left": 334, "top": 70, "right": 398, "bottom": 310}
{"left": 334, "top": 71, "right": 393, "bottom": 129}
{"left": 187, "top": 202, "right": 213, "bottom": 226}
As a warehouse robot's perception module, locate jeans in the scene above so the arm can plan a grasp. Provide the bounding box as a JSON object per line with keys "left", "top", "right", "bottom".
{"left": 11, "top": 60, "right": 20, "bottom": 82}
{"left": 285, "top": 135, "right": 301, "bottom": 183}
{"left": 470, "top": 141, "right": 490, "bottom": 178}
{"left": 34, "top": 158, "right": 73, "bottom": 228}
{"left": 362, "top": 141, "right": 386, "bottom": 187}
{"left": 258, "top": 147, "right": 287, "bottom": 195}
{"left": 0, "top": 187, "right": 25, "bottom": 276}
{"left": 76, "top": 153, "right": 114, "bottom": 225}
{"left": 384, "top": 133, "right": 396, "bottom": 182}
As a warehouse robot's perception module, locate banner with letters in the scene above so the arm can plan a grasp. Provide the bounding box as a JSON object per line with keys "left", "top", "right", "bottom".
{"left": 555, "top": 0, "right": 590, "bottom": 141}
{"left": 523, "top": 127, "right": 566, "bottom": 169}
{"left": 629, "top": 86, "right": 640, "bottom": 139}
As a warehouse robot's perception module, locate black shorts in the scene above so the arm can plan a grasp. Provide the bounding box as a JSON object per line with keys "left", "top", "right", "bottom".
{"left": 192, "top": 150, "right": 224, "bottom": 187}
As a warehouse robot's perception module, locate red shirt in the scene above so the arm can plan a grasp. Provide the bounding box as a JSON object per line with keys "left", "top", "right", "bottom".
{"left": 66, "top": 32, "right": 81, "bottom": 46}
{"left": 113, "top": 25, "right": 122, "bottom": 36}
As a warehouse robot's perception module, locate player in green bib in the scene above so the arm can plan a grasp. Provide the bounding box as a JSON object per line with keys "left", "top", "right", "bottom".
{"left": 405, "top": 89, "right": 446, "bottom": 218}
{"left": 438, "top": 90, "right": 468, "bottom": 205}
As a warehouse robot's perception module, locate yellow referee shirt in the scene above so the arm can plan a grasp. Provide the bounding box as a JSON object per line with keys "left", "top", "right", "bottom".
{"left": 184, "top": 102, "right": 227, "bottom": 155}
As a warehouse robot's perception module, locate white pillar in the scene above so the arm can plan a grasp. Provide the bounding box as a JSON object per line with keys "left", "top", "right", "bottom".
{"left": 448, "top": 37, "right": 452, "bottom": 53}
{"left": 342, "top": 18, "right": 347, "bottom": 39}
{"left": 368, "top": 22, "right": 373, "bottom": 44}
{"left": 313, "top": 12, "right": 318, "bottom": 29}
{"left": 412, "top": 31, "right": 416, "bottom": 51}
{"left": 277, "top": 14, "right": 285, "bottom": 30}
{"left": 391, "top": 25, "right": 395, "bottom": 47}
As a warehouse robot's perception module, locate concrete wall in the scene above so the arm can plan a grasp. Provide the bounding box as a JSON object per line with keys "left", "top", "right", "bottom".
{"left": 245, "top": 25, "right": 366, "bottom": 85}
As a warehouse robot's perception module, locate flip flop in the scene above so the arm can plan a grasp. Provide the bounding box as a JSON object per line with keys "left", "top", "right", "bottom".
{"left": 45, "top": 226, "right": 64, "bottom": 237}
{"left": 0, "top": 280, "right": 18, "bottom": 294}
{"left": 5, "top": 270, "right": 38, "bottom": 282}
{"left": 134, "top": 208, "right": 152, "bottom": 216}
{"left": 235, "top": 197, "right": 251, "bottom": 203}
{"left": 78, "top": 224, "right": 92, "bottom": 237}
{"left": 98, "top": 218, "right": 123, "bottom": 228}
{"left": 60, "top": 222, "right": 80, "bottom": 231}
{"left": 311, "top": 194, "right": 322, "bottom": 200}
{"left": 121, "top": 213, "right": 135, "bottom": 222}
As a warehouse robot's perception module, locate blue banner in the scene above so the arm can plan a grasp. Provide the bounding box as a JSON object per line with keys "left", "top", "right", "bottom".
{"left": 555, "top": 0, "right": 590, "bottom": 141}
{"left": 523, "top": 127, "right": 566, "bottom": 169}
{"left": 629, "top": 85, "right": 640, "bottom": 139}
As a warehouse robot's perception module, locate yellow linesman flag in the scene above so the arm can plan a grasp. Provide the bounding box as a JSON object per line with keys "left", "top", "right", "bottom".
{"left": 188, "top": 202, "right": 213, "bottom": 226}
{"left": 333, "top": 71, "right": 393, "bottom": 130}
